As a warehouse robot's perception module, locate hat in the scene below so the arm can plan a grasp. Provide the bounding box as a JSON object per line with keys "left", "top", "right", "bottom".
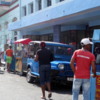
{"left": 9, "top": 44, "right": 11, "bottom": 46}
{"left": 81, "top": 38, "right": 93, "bottom": 45}
{"left": 9, "top": 44, "right": 12, "bottom": 47}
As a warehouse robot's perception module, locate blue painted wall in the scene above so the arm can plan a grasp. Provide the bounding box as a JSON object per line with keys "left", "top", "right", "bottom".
{"left": 0, "top": 1, "right": 19, "bottom": 51}
{"left": 9, "top": 0, "right": 100, "bottom": 31}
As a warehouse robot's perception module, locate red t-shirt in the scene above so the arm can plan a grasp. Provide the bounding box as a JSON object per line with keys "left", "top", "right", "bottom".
{"left": 6, "top": 49, "right": 13, "bottom": 57}
{"left": 72, "top": 49, "right": 95, "bottom": 79}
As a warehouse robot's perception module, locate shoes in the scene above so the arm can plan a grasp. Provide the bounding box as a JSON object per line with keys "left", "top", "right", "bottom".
{"left": 48, "top": 93, "right": 52, "bottom": 98}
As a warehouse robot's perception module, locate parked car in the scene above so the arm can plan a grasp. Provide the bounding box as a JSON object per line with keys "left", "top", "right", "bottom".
{"left": 89, "top": 29, "right": 100, "bottom": 100}
{"left": 92, "top": 29, "right": 100, "bottom": 72}
{"left": 25, "top": 41, "right": 75, "bottom": 84}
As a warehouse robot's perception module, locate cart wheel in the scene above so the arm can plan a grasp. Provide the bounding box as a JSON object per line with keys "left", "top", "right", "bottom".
{"left": 26, "top": 68, "right": 33, "bottom": 83}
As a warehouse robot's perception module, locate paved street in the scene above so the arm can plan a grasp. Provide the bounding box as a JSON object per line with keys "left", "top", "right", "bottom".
{"left": 0, "top": 68, "right": 82, "bottom": 100}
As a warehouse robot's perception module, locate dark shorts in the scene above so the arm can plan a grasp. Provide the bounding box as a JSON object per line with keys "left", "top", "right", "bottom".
{"left": 39, "top": 65, "right": 51, "bottom": 85}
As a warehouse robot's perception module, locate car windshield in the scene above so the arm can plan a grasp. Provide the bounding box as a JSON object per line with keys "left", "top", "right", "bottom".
{"left": 46, "top": 45, "right": 74, "bottom": 56}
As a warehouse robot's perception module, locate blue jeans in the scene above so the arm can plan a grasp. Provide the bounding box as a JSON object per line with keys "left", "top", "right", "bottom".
{"left": 72, "top": 79, "right": 90, "bottom": 100}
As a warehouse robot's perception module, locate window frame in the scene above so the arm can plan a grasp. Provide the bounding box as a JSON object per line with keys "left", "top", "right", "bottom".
{"left": 38, "top": 0, "right": 42, "bottom": 10}
{"left": 22, "top": 6, "right": 27, "bottom": 17}
{"left": 28, "top": 2, "right": 33, "bottom": 14}
{"left": 60, "top": 0, "right": 64, "bottom": 2}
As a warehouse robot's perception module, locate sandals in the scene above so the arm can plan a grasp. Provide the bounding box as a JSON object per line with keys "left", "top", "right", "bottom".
{"left": 41, "top": 96, "right": 46, "bottom": 100}
{"left": 48, "top": 93, "right": 52, "bottom": 98}
{"left": 41, "top": 92, "right": 52, "bottom": 99}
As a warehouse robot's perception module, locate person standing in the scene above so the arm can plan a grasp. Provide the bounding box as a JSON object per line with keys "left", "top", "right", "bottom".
{"left": 35, "top": 42, "right": 54, "bottom": 100}
{"left": 6, "top": 45, "right": 13, "bottom": 72}
{"left": 70, "top": 38, "right": 96, "bottom": 100}
{"left": 0, "top": 52, "right": 3, "bottom": 66}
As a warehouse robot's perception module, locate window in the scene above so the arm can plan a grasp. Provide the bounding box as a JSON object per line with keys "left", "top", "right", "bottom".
{"left": 28, "top": 2, "right": 33, "bottom": 14}
{"left": 94, "top": 43, "right": 100, "bottom": 72}
{"left": 14, "top": 31, "right": 17, "bottom": 41}
{"left": 60, "top": 0, "right": 64, "bottom": 2}
{"left": 60, "top": 30, "right": 85, "bottom": 49}
{"left": 46, "top": 45, "right": 74, "bottom": 56}
{"left": 22, "top": 6, "right": 27, "bottom": 16}
{"left": 94, "top": 43, "right": 100, "bottom": 64}
{"left": 14, "top": 31, "right": 17, "bottom": 36}
{"left": 12, "top": 17, "right": 17, "bottom": 22}
{"left": 47, "top": 0, "right": 51, "bottom": 7}
{"left": 40, "top": 34, "right": 53, "bottom": 41}
{"left": 38, "top": 0, "right": 41, "bottom": 10}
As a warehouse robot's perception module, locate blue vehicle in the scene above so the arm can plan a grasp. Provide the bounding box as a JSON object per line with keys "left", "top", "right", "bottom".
{"left": 26, "top": 41, "right": 74, "bottom": 83}
{"left": 92, "top": 29, "right": 100, "bottom": 72}
{"left": 90, "top": 29, "right": 100, "bottom": 100}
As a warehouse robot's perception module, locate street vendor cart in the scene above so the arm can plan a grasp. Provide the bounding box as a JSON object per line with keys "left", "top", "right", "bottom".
{"left": 14, "top": 38, "right": 32, "bottom": 75}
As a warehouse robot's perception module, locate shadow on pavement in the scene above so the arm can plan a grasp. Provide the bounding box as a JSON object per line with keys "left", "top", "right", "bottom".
{"left": 51, "top": 81, "right": 72, "bottom": 95}
{"left": 31, "top": 79, "right": 73, "bottom": 95}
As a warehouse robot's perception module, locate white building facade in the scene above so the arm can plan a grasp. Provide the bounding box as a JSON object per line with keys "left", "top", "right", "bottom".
{"left": 0, "top": 0, "right": 19, "bottom": 51}
{"left": 9, "top": 0, "right": 100, "bottom": 49}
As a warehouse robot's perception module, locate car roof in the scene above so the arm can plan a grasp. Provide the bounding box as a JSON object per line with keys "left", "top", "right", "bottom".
{"left": 93, "top": 41, "right": 100, "bottom": 43}
{"left": 29, "top": 41, "right": 72, "bottom": 47}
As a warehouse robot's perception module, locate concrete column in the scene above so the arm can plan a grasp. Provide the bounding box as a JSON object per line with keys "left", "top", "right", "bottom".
{"left": 51, "top": 0, "right": 55, "bottom": 5}
{"left": 52, "top": 0, "right": 59, "bottom": 5}
{"left": 34, "top": 0, "right": 38, "bottom": 12}
{"left": 26, "top": 5, "right": 28, "bottom": 16}
{"left": 53, "top": 25, "right": 61, "bottom": 42}
{"left": 18, "top": 31, "right": 23, "bottom": 39}
{"left": 19, "top": 0, "right": 21, "bottom": 19}
{"left": 42, "top": 0, "right": 47, "bottom": 9}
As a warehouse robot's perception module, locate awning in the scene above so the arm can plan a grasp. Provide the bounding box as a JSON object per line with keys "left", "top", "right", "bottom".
{"left": 14, "top": 38, "right": 32, "bottom": 44}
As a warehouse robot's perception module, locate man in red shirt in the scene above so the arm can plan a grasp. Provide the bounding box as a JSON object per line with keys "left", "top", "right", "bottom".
{"left": 6, "top": 46, "right": 13, "bottom": 72}
{"left": 70, "top": 38, "right": 96, "bottom": 100}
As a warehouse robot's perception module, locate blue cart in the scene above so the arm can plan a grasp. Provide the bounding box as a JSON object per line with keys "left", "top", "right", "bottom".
{"left": 90, "top": 29, "right": 100, "bottom": 100}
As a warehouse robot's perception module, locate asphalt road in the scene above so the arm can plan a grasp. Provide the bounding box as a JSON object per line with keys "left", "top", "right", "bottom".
{"left": 0, "top": 68, "right": 82, "bottom": 100}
